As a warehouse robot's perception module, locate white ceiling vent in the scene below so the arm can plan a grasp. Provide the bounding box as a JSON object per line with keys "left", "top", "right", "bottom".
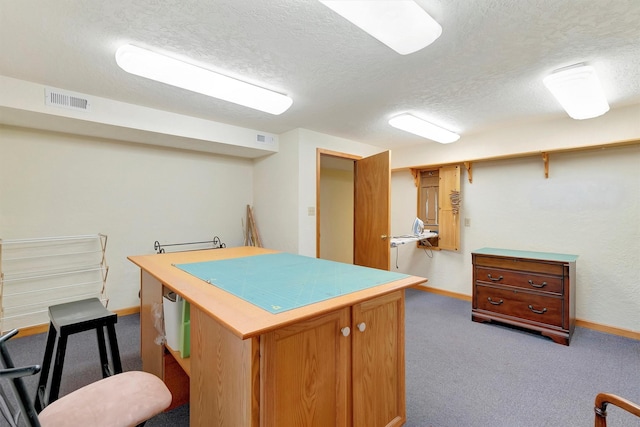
{"left": 45, "top": 88, "right": 91, "bottom": 112}
{"left": 256, "top": 134, "right": 275, "bottom": 146}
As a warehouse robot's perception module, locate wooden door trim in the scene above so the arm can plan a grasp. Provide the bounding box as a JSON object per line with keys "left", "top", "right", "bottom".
{"left": 316, "top": 149, "right": 362, "bottom": 258}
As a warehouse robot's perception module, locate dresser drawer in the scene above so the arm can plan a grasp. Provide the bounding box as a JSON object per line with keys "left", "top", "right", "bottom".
{"left": 475, "top": 266, "right": 563, "bottom": 295}
{"left": 475, "top": 285, "right": 563, "bottom": 328}
{"left": 473, "top": 255, "right": 564, "bottom": 276}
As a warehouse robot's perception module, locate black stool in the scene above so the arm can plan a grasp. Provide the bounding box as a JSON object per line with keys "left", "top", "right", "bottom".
{"left": 34, "top": 297, "right": 123, "bottom": 411}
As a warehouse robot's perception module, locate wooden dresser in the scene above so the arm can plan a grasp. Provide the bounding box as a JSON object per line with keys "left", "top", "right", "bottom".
{"left": 471, "top": 248, "right": 578, "bottom": 345}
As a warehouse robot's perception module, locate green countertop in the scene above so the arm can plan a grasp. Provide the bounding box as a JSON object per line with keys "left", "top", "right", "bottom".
{"left": 175, "top": 252, "right": 409, "bottom": 314}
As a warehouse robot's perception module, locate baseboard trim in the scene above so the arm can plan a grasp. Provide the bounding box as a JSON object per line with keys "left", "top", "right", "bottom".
{"left": 117, "top": 305, "right": 141, "bottom": 317}
{"left": 13, "top": 305, "right": 142, "bottom": 338}
{"left": 412, "top": 284, "right": 471, "bottom": 301}
{"left": 574, "top": 319, "right": 640, "bottom": 341}
{"left": 413, "top": 285, "right": 639, "bottom": 341}
{"left": 15, "top": 323, "right": 50, "bottom": 337}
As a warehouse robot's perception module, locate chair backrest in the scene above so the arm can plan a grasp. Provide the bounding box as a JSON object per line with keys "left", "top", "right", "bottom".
{"left": 0, "top": 329, "right": 41, "bottom": 427}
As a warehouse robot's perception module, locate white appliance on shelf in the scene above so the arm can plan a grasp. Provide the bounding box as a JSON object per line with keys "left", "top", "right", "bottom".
{"left": 390, "top": 218, "right": 437, "bottom": 248}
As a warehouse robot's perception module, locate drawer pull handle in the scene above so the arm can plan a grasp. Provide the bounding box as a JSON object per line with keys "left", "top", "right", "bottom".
{"left": 528, "top": 305, "right": 547, "bottom": 315}
{"left": 528, "top": 280, "right": 547, "bottom": 288}
{"left": 487, "top": 274, "right": 503, "bottom": 282}
{"left": 487, "top": 297, "right": 504, "bottom": 305}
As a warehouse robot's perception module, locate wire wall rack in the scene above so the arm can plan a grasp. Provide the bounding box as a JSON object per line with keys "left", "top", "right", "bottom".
{"left": 0, "top": 234, "right": 109, "bottom": 332}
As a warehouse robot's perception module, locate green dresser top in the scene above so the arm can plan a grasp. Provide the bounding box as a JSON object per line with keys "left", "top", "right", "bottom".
{"left": 472, "top": 247, "right": 578, "bottom": 262}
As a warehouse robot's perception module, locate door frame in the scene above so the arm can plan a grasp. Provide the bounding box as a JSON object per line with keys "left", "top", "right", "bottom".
{"left": 316, "top": 148, "right": 361, "bottom": 259}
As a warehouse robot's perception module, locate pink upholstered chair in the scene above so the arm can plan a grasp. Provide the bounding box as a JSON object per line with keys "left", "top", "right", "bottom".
{"left": 0, "top": 329, "right": 172, "bottom": 427}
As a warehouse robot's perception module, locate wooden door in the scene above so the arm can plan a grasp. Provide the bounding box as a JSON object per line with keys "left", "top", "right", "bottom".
{"left": 351, "top": 291, "right": 405, "bottom": 427}
{"left": 354, "top": 151, "right": 391, "bottom": 270}
{"left": 261, "top": 308, "right": 351, "bottom": 427}
{"left": 437, "top": 165, "right": 460, "bottom": 251}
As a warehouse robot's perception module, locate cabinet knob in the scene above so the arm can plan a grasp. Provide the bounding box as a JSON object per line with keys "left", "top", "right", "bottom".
{"left": 380, "top": 235, "right": 388, "bottom": 240}
{"left": 340, "top": 326, "right": 351, "bottom": 337}
{"left": 357, "top": 322, "right": 366, "bottom": 332}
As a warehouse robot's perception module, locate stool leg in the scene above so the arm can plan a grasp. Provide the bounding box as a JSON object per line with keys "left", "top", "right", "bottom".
{"left": 35, "top": 323, "right": 57, "bottom": 412}
{"left": 106, "top": 323, "right": 123, "bottom": 375}
{"left": 48, "top": 333, "right": 68, "bottom": 405}
{"left": 96, "top": 327, "right": 110, "bottom": 378}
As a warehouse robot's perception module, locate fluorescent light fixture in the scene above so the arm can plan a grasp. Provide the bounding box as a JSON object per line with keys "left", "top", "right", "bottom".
{"left": 543, "top": 64, "right": 609, "bottom": 120}
{"left": 115, "top": 44, "right": 293, "bottom": 115}
{"left": 389, "top": 114, "right": 460, "bottom": 143}
{"left": 319, "top": 0, "right": 442, "bottom": 55}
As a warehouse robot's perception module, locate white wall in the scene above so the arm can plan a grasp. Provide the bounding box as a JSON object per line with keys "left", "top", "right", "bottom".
{"left": 252, "top": 129, "right": 300, "bottom": 253}
{"left": 0, "top": 125, "right": 254, "bottom": 310}
{"left": 391, "top": 135, "right": 640, "bottom": 332}
{"left": 2, "top": 101, "right": 637, "bottom": 333}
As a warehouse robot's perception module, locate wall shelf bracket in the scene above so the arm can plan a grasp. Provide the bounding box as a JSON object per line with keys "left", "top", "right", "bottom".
{"left": 464, "top": 161, "right": 473, "bottom": 183}
{"left": 542, "top": 152, "right": 549, "bottom": 178}
{"left": 410, "top": 168, "right": 419, "bottom": 187}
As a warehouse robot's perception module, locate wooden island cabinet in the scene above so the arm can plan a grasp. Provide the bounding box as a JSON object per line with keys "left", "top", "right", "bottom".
{"left": 129, "top": 247, "right": 425, "bottom": 427}
{"left": 472, "top": 248, "right": 578, "bottom": 345}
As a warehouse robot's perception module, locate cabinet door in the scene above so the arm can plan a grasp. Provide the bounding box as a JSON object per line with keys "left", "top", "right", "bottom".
{"left": 413, "top": 165, "right": 461, "bottom": 250}
{"left": 261, "top": 307, "right": 351, "bottom": 427}
{"left": 437, "top": 165, "right": 460, "bottom": 251}
{"left": 352, "top": 291, "right": 405, "bottom": 427}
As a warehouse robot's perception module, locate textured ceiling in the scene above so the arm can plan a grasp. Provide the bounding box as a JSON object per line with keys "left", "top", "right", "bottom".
{"left": 1, "top": 0, "right": 639, "bottom": 149}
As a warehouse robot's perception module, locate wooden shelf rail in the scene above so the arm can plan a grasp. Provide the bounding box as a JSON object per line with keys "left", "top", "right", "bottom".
{"left": 395, "top": 138, "right": 640, "bottom": 183}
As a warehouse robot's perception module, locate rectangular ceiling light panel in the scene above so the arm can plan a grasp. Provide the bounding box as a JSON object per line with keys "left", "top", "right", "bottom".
{"left": 115, "top": 44, "right": 293, "bottom": 115}
{"left": 389, "top": 113, "right": 460, "bottom": 143}
{"left": 543, "top": 64, "right": 609, "bottom": 120}
{"left": 319, "top": 0, "right": 442, "bottom": 55}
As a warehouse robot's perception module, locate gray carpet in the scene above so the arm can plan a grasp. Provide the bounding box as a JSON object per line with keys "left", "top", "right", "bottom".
{"left": 404, "top": 289, "right": 640, "bottom": 427}
{"left": 3, "top": 289, "right": 639, "bottom": 426}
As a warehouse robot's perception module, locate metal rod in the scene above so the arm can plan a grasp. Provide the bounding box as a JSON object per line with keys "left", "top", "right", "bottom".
{"left": 154, "top": 236, "right": 226, "bottom": 254}
{"left": 1, "top": 266, "right": 107, "bottom": 283}
{"left": 1, "top": 234, "right": 101, "bottom": 244}
{"left": 3, "top": 280, "right": 102, "bottom": 297}
{"left": 2, "top": 295, "right": 107, "bottom": 316}
{"left": 162, "top": 240, "right": 215, "bottom": 247}
{"left": 2, "top": 249, "right": 103, "bottom": 262}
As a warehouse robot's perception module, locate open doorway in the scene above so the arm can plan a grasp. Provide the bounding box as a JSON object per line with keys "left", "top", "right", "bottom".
{"left": 317, "top": 150, "right": 358, "bottom": 264}
{"left": 316, "top": 148, "right": 392, "bottom": 270}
